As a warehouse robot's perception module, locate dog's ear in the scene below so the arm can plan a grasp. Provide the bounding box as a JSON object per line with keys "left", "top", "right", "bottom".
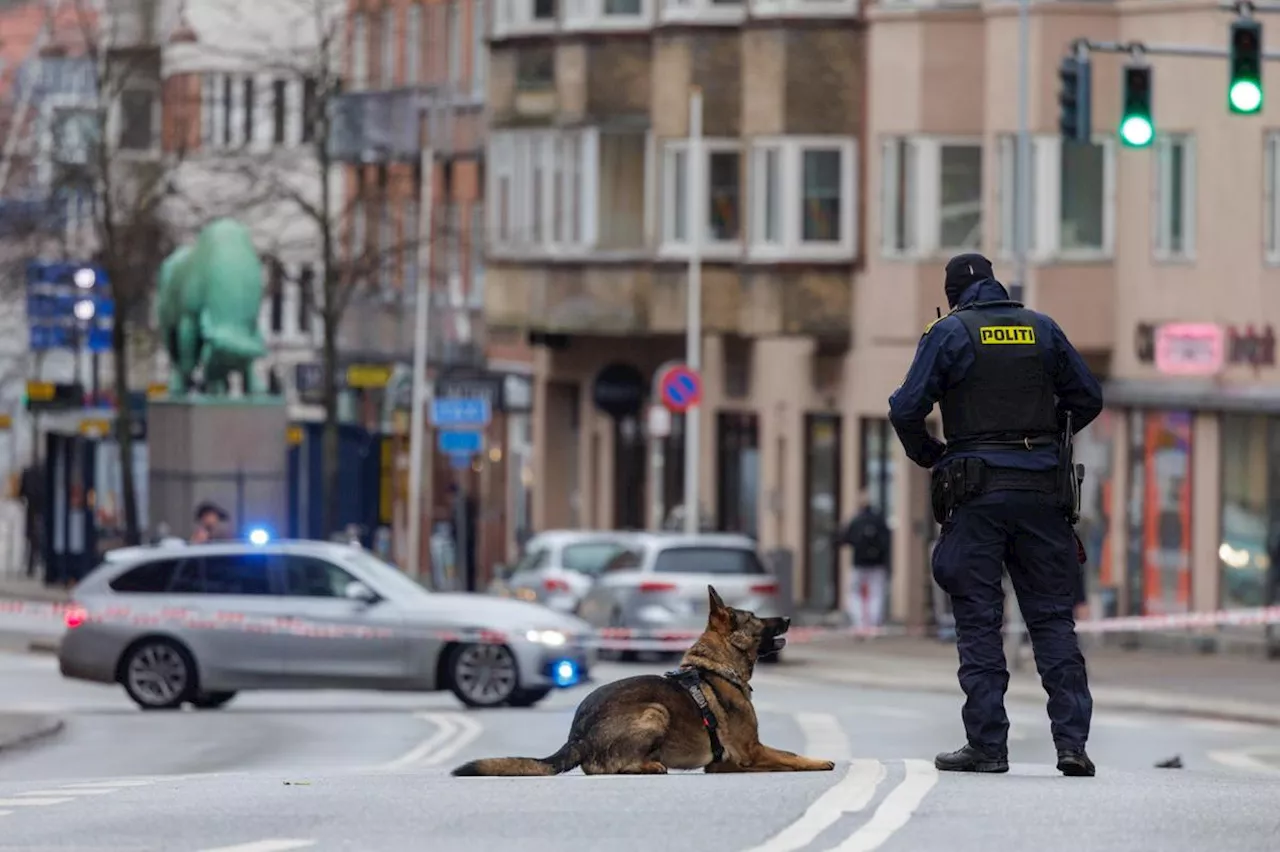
{"left": 708, "top": 585, "right": 726, "bottom": 614}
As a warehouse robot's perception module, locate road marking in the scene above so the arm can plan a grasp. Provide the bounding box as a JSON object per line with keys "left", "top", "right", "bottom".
{"left": 793, "top": 712, "right": 852, "bottom": 762}
{"left": 61, "top": 779, "right": 156, "bottom": 788}
{"left": 832, "top": 759, "right": 939, "bottom": 852}
{"left": 417, "top": 713, "right": 484, "bottom": 767}
{"left": 741, "top": 759, "right": 885, "bottom": 852}
{"left": 0, "top": 797, "right": 75, "bottom": 807}
{"left": 1208, "top": 748, "right": 1280, "bottom": 776}
{"left": 1187, "top": 719, "right": 1273, "bottom": 735}
{"left": 17, "top": 788, "right": 119, "bottom": 796}
{"left": 194, "top": 841, "right": 316, "bottom": 852}
{"left": 382, "top": 713, "right": 459, "bottom": 770}
{"left": 0, "top": 810, "right": 11, "bottom": 817}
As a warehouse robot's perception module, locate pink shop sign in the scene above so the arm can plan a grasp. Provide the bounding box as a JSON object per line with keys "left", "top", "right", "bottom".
{"left": 1153, "top": 323, "right": 1225, "bottom": 376}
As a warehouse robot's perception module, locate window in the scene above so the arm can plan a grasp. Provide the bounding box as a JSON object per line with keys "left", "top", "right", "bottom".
{"left": 516, "top": 45, "right": 554, "bottom": 89}
{"left": 937, "top": 143, "right": 981, "bottom": 251}
{"left": 222, "top": 75, "right": 233, "bottom": 147}
{"left": 109, "top": 559, "right": 178, "bottom": 593}
{"left": 242, "top": 77, "right": 255, "bottom": 146}
{"left": 119, "top": 89, "right": 154, "bottom": 151}
{"left": 447, "top": 1, "right": 461, "bottom": 87}
{"left": 301, "top": 78, "right": 317, "bottom": 143}
{"left": 880, "top": 137, "right": 916, "bottom": 255}
{"left": 653, "top": 547, "right": 766, "bottom": 575}
{"left": 859, "top": 418, "right": 895, "bottom": 522}
{"left": 1219, "top": 415, "right": 1280, "bottom": 610}
{"left": 272, "top": 79, "right": 287, "bottom": 145}
{"left": 535, "top": 0, "right": 557, "bottom": 19}
{"left": 750, "top": 0, "right": 857, "bottom": 17}
{"left": 404, "top": 199, "right": 420, "bottom": 295}
{"left": 1267, "top": 133, "right": 1280, "bottom": 262}
{"left": 1059, "top": 139, "right": 1108, "bottom": 255}
{"left": 471, "top": 0, "right": 486, "bottom": 96}
{"left": 201, "top": 74, "right": 215, "bottom": 146}
{"left": 659, "top": 0, "right": 746, "bottom": 25}
{"left": 297, "top": 264, "right": 314, "bottom": 333}
{"left": 201, "top": 554, "right": 273, "bottom": 596}
{"left": 996, "top": 133, "right": 1036, "bottom": 257}
{"left": 381, "top": 6, "right": 396, "bottom": 87}
{"left": 351, "top": 13, "right": 367, "bottom": 91}
{"left": 749, "top": 137, "right": 856, "bottom": 259}
{"left": 1125, "top": 411, "right": 1193, "bottom": 616}
{"left": 406, "top": 4, "right": 422, "bottom": 84}
{"left": 512, "top": 548, "right": 551, "bottom": 574}
{"left": 661, "top": 139, "right": 742, "bottom": 255}
{"left": 379, "top": 198, "right": 394, "bottom": 290}
{"left": 564, "top": 0, "right": 649, "bottom": 29}
{"left": 489, "top": 128, "right": 618, "bottom": 255}
{"left": 283, "top": 556, "right": 359, "bottom": 597}
{"left": 560, "top": 542, "right": 632, "bottom": 575}
{"left": 1154, "top": 134, "right": 1196, "bottom": 260}
{"left": 268, "top": 257, "right": 284, "bottom": 333}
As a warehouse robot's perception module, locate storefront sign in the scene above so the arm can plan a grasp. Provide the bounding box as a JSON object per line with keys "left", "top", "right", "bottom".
{"left": 1136, "top": 322, "right": 1275, "bottom": 372}
{"left": 1154, "top": 323, "right": 1225, "bottom": 376}
{"left": 1226, "top": 324, "right": 1276, "bottom": 368}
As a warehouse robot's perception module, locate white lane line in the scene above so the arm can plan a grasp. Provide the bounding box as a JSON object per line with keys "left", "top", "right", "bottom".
{"left": 832, "top": 759, "right": 939, "bottom": 852}
{"left": 1208, "top": 748, "right": 1280, "bottom": 776}
{"left": 381, "top": 713, "right": 459, "bottom": 770}
{"left": 1187, "top": 719, "right": 1273, "bottom": 736}
{"left": 0, "top": 797, "right": 76, "bottom": 807}
{"left": 417, "top": 713, "right": 484, "bottom": 767}
{"left": 18, "top": 788, "right": 119, "bottom": 796}
{"left": 194, "top": 840, "right": 317, "bottom": 852}
{"left": 741, "top": 760, "right": 885, "bottom": 852}
{"left": 0, "top": 810, "right": 12, "bottom": 817}
{"left": 61, "top": 779, "right": 155, "bottom": 788}
{"left": 793, "top": 712, "right": 852, "bottom": 763}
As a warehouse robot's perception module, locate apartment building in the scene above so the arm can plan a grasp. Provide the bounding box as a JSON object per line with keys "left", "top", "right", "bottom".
{"left": 482, "top": 0, "right": 864, "bottom": 608}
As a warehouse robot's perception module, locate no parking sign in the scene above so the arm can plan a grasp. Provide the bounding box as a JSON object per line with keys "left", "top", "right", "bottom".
{"left": 658, "top": 364, "right": 702, "bottom": 413}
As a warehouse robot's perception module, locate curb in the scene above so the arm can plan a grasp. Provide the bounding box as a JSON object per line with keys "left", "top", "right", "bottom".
{"left": 27, "top": 639, "right": 60, "bottom": 655}
{"left": 782, "top": 663, "right": 1280, "bottom": 728}
{"left": 0, "top": 715, "right": 65, "bottom": 755}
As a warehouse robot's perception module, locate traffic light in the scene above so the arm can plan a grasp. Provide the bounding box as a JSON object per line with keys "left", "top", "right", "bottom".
{"left": 1058, "top": 55, "right": 1092, "bottom": 142}
{"left": 1229, "top": 19, "right": 1263, "bottom": 114}
{"left": 1120, "top": 63, "right": 1155, "bottom": 148}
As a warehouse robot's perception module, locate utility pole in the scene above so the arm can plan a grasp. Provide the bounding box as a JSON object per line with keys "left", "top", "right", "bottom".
{"left": 1015, "top": 0, "right": 1032, "bottom": 308}
{"left": 682, "top": 88, "right": 703, "bottom": 535}
{"left": 405, "top": 147, "right": 435, "bottom": 580}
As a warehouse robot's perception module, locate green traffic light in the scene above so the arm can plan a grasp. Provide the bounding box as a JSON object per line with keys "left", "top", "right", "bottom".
{"left": 1230, "top": 79, "right": 1263, "bottom": 113}
{"left": 1120, "top": 115, "right": 1154, "bottom": 147}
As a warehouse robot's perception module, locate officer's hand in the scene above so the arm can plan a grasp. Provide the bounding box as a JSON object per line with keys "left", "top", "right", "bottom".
{"left": 920, "top": 439, "right": 946, "bottom": 468}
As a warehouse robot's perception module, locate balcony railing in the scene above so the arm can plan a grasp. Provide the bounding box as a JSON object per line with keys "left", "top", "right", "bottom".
{"left": 330, "top": 88, "right": 472, "bottom": 163}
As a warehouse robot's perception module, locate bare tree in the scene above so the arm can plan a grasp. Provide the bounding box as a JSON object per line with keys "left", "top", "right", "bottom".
{"left": 184, "top": 0, "right": 438, "bottom": 537}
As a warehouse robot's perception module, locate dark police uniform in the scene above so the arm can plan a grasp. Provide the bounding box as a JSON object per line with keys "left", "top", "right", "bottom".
{"left": 888, "top": 254, "right": 1103, "bottom": 778}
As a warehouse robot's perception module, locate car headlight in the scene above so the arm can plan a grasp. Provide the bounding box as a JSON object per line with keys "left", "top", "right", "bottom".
{"left": 525, "top": 629, "right": 569, "bottom": 647}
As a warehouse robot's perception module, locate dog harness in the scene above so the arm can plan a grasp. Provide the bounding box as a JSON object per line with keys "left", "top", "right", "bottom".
{"left": 664, "top": 667, "right": 724, "bottom": 763}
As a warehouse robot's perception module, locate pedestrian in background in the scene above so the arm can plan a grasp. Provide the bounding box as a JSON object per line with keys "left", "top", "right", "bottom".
{"left": 837, "top": 490, "right": 891, "bottom": 630}
{"left": 888, "top": 252, "right": 1103, "bottom": 778}
{"left": 191, "top": 502, "right": 230, "bottom": 543}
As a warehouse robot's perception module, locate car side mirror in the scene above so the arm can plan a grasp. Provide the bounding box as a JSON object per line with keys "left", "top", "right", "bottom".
{"left": 344, "top": 581, "right": 379, "bottom": 604}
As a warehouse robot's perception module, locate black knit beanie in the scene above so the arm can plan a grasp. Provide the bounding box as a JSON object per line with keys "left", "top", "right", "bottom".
{"left": 943, "top": 253, "right": 995, "bottom": 308}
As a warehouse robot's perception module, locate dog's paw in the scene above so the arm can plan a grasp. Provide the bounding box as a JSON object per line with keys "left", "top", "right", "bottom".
{"left": 817, "top": 760, "right": 836, "bottom": 771}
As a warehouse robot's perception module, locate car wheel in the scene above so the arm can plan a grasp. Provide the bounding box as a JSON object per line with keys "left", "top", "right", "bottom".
{"left": 446, "top": 643, "right": 520, "bottom": 708}
{"left": 506, "top": 687, "right": 552, "bottom": 708}
{"left": 120, "top": 638, "right": 197, "bottom": 710}
{"left": 191, "top": 691, "right": 237, "bottom": 710}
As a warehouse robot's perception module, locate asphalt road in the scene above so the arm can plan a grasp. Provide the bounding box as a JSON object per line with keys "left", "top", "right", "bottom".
{"left": 2, "top": 649, "right": 1280, "bottom": 852}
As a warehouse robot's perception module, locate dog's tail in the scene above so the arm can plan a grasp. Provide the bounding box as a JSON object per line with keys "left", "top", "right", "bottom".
{"left": 451, "top": 741, "right": 582, "bottom": 777}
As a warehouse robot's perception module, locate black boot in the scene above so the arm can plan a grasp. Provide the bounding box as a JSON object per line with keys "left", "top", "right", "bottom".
{"left": 1056, "top": 748, "right": 1096, "bottom": 777}
{"left": 934, "top": 744, "right": 1009, "bottom": 773}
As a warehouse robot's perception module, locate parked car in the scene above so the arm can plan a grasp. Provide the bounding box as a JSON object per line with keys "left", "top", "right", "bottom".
{"left": 58, "top": 538, "right": 594, "bottom": 711}
{"left": 576, "top": 532, "right": 784, "bottom": 661}
{"left": 493, "top": 530, "right": 640, "bottom": 614}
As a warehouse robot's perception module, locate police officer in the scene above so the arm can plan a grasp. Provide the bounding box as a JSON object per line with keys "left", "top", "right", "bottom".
{"left": 888, "top": 253, "right": 1103, "bottom": 778}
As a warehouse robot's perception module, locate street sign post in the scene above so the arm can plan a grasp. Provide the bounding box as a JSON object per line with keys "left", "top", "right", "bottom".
{"left": 437, "top": 429, "right": 484, "bottom": 455}
{"left": 430, "top": 397, "right": 492, "bottom": 428}
{"left": 658, "top": 364, "right": 702, "bottom": 414}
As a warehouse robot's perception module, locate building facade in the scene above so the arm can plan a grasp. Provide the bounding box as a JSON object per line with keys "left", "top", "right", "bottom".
{"left": 492, "top": 0, "right": 1280, "bottom": 628}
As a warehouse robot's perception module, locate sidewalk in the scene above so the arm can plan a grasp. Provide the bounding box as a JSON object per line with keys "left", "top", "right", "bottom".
{"left": 787, "top": 636, "right": 1280, "bottom": 726}
{"left": 0, "top": 575, "right": 71, "bottom": 603}
{"left": 0, "top": 712, "right": 64, "bottom": 753}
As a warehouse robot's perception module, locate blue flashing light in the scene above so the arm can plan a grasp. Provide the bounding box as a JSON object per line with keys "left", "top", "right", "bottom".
{"left": 552, "top": 659, "right": 580, "bottom": 688}
{"left": 247, "top": 528, "right": 270, "bottom": 546}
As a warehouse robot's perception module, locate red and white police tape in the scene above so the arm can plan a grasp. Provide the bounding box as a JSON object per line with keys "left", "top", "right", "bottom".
{"left": 1, "top": 598, "right": 1278, "bottom": 651}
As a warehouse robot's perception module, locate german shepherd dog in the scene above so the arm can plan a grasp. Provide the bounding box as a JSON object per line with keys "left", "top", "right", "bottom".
{"left": 451, "top": 586, "right": 836, "bottom": 776}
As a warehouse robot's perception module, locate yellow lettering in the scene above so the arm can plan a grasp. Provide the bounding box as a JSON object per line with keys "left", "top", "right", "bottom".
{"left": 979, "top": 326, "right": 1036, "bottom": 345}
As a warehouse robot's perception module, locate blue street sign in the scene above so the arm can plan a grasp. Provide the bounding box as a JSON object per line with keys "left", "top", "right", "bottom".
{"left": 26, "top": 260, "right": 113, "bottom": 353}
{"left": 431, "top": 397, "right": 492, "bottom": 428}
{"left": 448, "top": 452, "right": 473, "bottom": 470}
{"left": 437, "top": 429, "right": 483, "bottom": 455}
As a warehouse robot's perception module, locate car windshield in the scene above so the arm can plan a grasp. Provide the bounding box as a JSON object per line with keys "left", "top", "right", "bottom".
{"left": 561, "top": 542, "right": 631, "bottom": 576}
{"left": 653, "top": 546, "right": 767, "bottom": 575}
{"left": 338, "top": 548, "right": 433, "bottom": 599}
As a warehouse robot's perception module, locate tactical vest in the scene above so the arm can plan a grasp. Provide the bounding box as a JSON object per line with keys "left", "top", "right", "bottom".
{"left": 938, "top": 302, "right": 1059, "bottom": 448}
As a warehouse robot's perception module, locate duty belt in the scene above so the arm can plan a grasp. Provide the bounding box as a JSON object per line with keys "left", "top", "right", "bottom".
{"left": 985, "top": 467, "right": 1058, "bottom": 493}
{"left": 947, "top": 436, "right": 1057, "bottom": 453}
{"left": 664, "top": 667, "right": 724, "bottom": 763}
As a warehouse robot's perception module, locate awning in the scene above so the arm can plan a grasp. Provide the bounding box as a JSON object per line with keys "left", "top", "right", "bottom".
{"left": 1103, "top": 378, "right": 1280, "bottom": 414}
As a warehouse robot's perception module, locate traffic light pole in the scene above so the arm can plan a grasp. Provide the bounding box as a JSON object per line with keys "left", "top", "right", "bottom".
{"left": 1015, "top": 0, "right": 1032, "bottom": 307}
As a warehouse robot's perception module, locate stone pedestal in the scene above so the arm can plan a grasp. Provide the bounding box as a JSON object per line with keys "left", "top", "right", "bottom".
{"left": 147, "top": 397, "right": 289, "bottom": 539}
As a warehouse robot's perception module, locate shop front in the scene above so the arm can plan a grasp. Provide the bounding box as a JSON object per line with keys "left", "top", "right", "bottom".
{"left": 1105, "top": 319, "right": 1280, "bottom": 620}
